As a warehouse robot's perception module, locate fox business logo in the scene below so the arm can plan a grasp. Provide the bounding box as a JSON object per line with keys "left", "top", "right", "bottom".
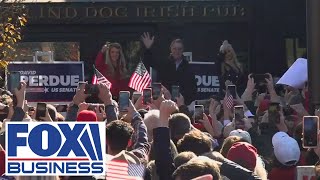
{"left": 5, "top": 122, "right": 106, "bottom": 176}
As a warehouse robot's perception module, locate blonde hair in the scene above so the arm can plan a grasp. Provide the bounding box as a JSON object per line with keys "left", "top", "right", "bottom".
{"left": 144, "top": 109, "right": 160, "bottom": 142}
{"left": 220, "top": 40, "right": 242, "bottom": 72}
{"left": 104, "top": 42, "right": 128, "bottom": 78}
{"left": 254, "top": 157, "right": 268, "bottom": 180}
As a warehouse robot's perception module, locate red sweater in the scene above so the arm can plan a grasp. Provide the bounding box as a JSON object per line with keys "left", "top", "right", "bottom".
{"left": 0, "top": 150, "right": 5, "bottom": 175}
{"left": 268, "top": 155, "right": 306, "bottom": 180}
{"left": 268, "top": 166, "right": 296, "bottom": 180}
{"left": 95, "top": 52, "right": 130, "bottom": 97}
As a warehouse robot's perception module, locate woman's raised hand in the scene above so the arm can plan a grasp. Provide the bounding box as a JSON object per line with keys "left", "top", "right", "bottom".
{"left": 141, "top": 32, "right": 155, "bottom": 49}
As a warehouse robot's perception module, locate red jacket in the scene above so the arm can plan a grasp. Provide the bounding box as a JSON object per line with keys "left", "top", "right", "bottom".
{"left": 0, "top": 150, "right": 5, "bottom": 175}
{"left": 95, "top": 52, "right": 130, "bottom": 97}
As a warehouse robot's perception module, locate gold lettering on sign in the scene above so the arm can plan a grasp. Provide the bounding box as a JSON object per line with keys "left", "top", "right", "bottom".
{"left": 115, "top": 7, "right": 127, "bottom": 17}
{"left": 160, "top": 6, "right": 166, "bottom": 17}
{"left": 40, "top": 7, "right": 45, "bottom": 18}
{"left": 240, "top": 7, "right": 246, "bottom": 16}
{"left": 100, "top": 7, "right": 113, "bottom": 17}
{"left": 65, "top": 7, "right": 77, "bottom": 18}
{"left": 167, "top": 6, "right": 178, "bottom": 17}
{"left": 232, "top": 6, "right": 237, "bottom": 16}
{"left": 216, "top": 6, "right": 221, "bottom": 16}
{"left": 136, "top": 7, "right": 141, "bottom": 17}
{"left": 223, "top": 7, "right": 229, "bottom": 16}
{"left": 86, "top": 7, "right": 97, "bottom": 17}
{"left": 203, "top": 6, "right": 214, "bottom": 16}
{"left": 48, "top": 7, "right": 61, "bottom": 19}
{"left": 182, "top": 6, "right": 195, "bottom": 17}
{"left": 27, "top": 4, "right": 247, "bottom": 21}
{"left": 144, "top": 7, "right": 156, "bottom": 17}
{"left": 86, "top": 7, "right": 98, "bottom": 17}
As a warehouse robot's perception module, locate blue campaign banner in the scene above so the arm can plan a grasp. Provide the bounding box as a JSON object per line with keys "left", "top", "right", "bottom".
{"left": 7, "top": 62, "right": 84, "bottom": 102}
{"left": 189, "top": 62, "right": 220, "bottom": 100}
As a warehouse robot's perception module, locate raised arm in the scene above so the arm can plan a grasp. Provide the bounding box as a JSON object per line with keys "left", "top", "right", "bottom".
{"left": 154, "top": 100, "right": 179, "bottom": 180}
{"left": 125, "top": 100, "right": 150, "bottom": 161}
{"left": 208, "top": 99, "right": 223, "bottom": 138}
{"left": 141, "top": 32, "right": 160, "bottom": 70}
{"left": 241, "top": 74, "right": 255, "bottom": 102}
{"left": 98, "top": 83, "right": 118, "bottom": 123}
{"left": 95, "top": 45, "right": 108, "bottom": 73}
{"left": 11, "top": 82, "right": 27, "bottom": 122}
{"left": 266, "top": 73, "right": 280, "bottom": 103}
{"left": 66, "top": 83, "right": 88, "bottom": 121}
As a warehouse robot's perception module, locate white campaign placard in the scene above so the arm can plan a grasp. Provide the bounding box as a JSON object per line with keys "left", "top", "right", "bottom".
{"left": 276, "top": 58, "right": 307, "bottom": 89}
{"left": 296, "top": 166, "right": 316, "bottom": 180}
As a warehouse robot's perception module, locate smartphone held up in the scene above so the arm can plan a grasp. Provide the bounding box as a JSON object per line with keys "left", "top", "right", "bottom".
{"left": 171, "top": 85, "right": 180, "bottom": 102}
{"left": 119, "top": 91, "right": 130, "bottom": 112}
{"left": 303, "top": 116, "right": 319, "bottom": 148}
{"left": 8, "top": 71, "right": 21, "bottom": 92}
{"left": 152, "top": 83, "right": 162, "bottom": 100}
{"left": 143, "top": 88, "right": 152, "bottom": 105}
{"left": 194, "top": 105, "right": 204, "bottom": 124}
{"left": 132, "top": 92, "right": 142, "bottom": 104}
{"left": 227, "top": 85, "right": 237, "bottom": 98}
{"left": 35, "top": 103, "right": 47, "bottom": 121}
{"left": 84, "top": 84, "right": 99, "bottom": 95}
{"left": 234, "top": 105, "right": 245, "bottom": 129}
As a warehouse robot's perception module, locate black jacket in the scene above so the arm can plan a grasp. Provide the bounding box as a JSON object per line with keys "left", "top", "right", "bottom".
{"left": 153, "top": 127, "right": 175, "bottom": 180}
{"left": 143, "top": 50, "right": 197, "bottom": 105}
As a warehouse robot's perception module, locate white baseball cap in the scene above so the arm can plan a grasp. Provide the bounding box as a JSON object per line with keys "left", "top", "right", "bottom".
{"left": 272, "top": 132, "right": 300, "bottom": 166}
{"left": 272, "top": 131, "right": 289, "bottom": 146}
{"left": 229, "top": 129, "right": 252, "bottom": 144}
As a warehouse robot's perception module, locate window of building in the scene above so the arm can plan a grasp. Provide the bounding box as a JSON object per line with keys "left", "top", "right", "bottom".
{"left": 14, "top": 42, "right": 80, "bottom": 62}
{"left": 285, "top": 38, "right": 306, "bottom": 67}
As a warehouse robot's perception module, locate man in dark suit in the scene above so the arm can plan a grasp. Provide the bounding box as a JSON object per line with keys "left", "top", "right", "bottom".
{"left": 141, "top": 33, "right": 197, "bottom": 105}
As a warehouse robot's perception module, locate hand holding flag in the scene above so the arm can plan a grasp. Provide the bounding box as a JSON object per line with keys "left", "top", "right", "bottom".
{"left": 92, "top": 65, "right": 112, "bottom": 89}
{"left": 128, "top": 62, "right": 151, "bottom": 92}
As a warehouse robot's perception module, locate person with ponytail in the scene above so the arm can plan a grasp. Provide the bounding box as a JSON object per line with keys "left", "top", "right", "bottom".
{"left": 95, "top": 42, "right": 130, "bottom": 98}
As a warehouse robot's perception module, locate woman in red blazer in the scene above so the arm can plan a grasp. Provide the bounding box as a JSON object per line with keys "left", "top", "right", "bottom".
{"left": 95, "top": 42, "right": 130, "bottom": 99}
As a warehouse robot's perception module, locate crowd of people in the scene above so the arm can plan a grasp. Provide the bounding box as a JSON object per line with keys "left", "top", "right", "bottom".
{"left": 0, "top": 33, "right": 319, "bottom": 180}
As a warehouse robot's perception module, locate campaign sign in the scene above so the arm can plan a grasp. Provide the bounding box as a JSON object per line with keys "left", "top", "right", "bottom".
{"left": 5, "top": 122, "right": 106, "bottom": 176}
{"left": 190, "top": 62, "right": 220, "bottom": 100}
{"left": 7, "top": 62, "right": 84, "bottom": 102}
{"left": 296, "top": 166, "right": 316, "bottom": 180}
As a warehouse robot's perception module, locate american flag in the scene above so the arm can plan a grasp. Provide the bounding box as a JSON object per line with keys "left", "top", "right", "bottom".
{"left": 106, "top": 160, "right": 145, "bottom": 180}
{"left": 128, "top": 62, "right": 151, "bottom": 92}
{"left": 92, "top": 66, "right": 112, "bottom": 89}
{"left": 225, "top": 94, "right": 234, "bottom": 109}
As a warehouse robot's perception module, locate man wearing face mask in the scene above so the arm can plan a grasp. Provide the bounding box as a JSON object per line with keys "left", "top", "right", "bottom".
{"left": 141, "top": 32, "right": 196, "bottom": 105}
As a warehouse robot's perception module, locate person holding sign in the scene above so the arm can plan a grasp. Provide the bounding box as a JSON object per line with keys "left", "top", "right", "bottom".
{"left": 141, "top": 32, "right": 196, "bottom": 105}
{"left": 95, "top": 42, "right": 130, "bottom": 98}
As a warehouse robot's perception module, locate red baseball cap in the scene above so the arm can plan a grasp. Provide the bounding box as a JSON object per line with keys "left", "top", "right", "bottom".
{"left": 227, "top": 142, "right": 258, "bottom": 171}
{"left": 258, "top": 99, "right": 270, "bottom": 114}
{"left": 77, "top": 110, "right": 97, "bottom": 122}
